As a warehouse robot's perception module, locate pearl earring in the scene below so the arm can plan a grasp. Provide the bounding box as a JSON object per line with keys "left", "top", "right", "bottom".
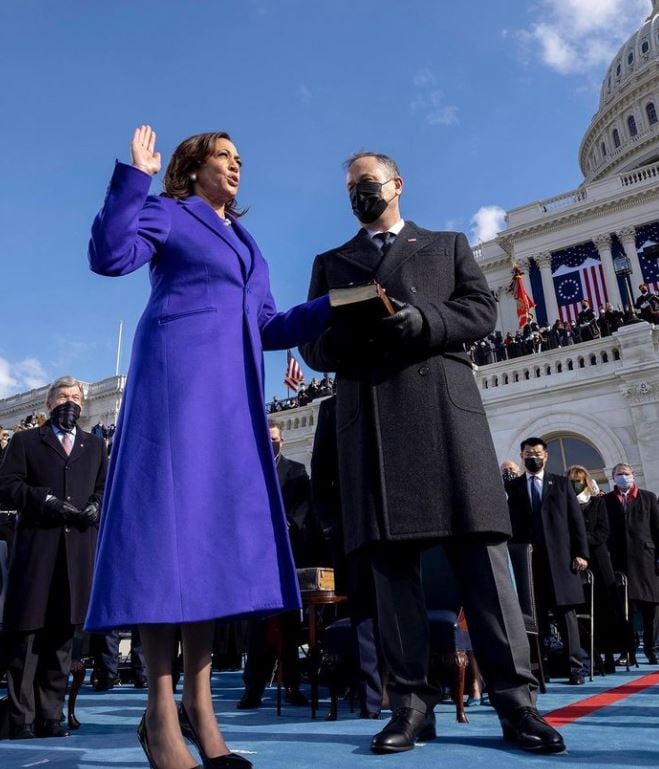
{"left": 190, "top": 173, "right": 197, "bottom": 182}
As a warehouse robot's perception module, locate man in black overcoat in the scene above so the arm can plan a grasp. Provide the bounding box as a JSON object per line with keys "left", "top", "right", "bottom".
{"left": 299, "top": 151, "right": 565, "bottom": 754}
{"left": 0, "top": 377, "right": 107, "bottom": 739}
{"left": 506, "top": 438, "right": 590, "bottom": 684}
{"left": 237, "top": 421, "right": 316, "bottom": 709}
{"left": 603, "top": 463, "right": 659, "bottom": 664}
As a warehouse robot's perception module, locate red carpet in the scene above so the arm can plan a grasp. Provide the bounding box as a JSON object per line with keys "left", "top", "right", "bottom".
{"left": 545, "top": 671, "right": 659, "bottom": 726}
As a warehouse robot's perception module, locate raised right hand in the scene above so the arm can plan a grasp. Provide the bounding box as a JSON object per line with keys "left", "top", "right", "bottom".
{"left": 130, "top": 124, "right": 161, "bottom": 176}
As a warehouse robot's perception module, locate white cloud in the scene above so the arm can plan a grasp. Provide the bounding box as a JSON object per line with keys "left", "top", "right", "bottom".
{"left": 516, "top": 0, "right": 649, "bottom": 75}
{"left": 0, "top": 356, "right": 49, "bottom": 399}
{"left": 470, "top": 205, "right": 507, "bottom": 244}
{"left": 410, "top": 69, "right": 459, "bottom": 126}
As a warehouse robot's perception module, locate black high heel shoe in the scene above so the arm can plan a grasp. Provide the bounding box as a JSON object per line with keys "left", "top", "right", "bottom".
{"left": 178, "top": 703, "right": 253, "bottom": 768}
{"left": 137, "top": 712, "right": 202, "bottom": 769}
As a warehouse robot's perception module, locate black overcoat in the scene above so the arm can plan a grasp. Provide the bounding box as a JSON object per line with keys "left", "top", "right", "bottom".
{"left": 0, "top": 422, "right": 107, "bottom": 631}
{"left": 300, "top": 223, "right": 510, "bottom": 554}
{"left": 604, "top": 489, "right": 659, "bottom": 603}
{"left": 507, "top": 473, "right": 589, "bottom": 606}
{"left": 276, "top": 455, "right": 320, "bottom": 567}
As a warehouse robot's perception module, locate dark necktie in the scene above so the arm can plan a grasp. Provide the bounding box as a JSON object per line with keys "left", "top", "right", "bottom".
{"left": 530, "top": 475, "right": 542, "bottom": 517}
{"left": 373, "top": 231, "right": 395, "bottom": 256}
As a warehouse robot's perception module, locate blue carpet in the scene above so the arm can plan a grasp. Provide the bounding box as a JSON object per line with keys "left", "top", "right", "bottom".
{"left": 1, "top": 666, "right": 658, "bottom": 768}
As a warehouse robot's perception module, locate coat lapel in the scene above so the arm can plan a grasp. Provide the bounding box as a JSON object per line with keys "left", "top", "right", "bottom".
{"left": 40, "top": 423, "right": 68, "bottom": 460}
{"left": 375, "top": 222, "right": 435, "bottom": 284}
{"left": 179, "top": 197, "right": 250, "bottom": 277}
{"left": 67, "top": 429, "right": 90, "bottom": 465}
{"left": 333, "top": 229, "right": 384, "bottom": 276}
{"left": 541, "top": 473, "right": 555, "bottom": 504}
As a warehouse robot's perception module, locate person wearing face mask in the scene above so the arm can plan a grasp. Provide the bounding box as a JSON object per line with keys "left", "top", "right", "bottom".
{"left": 501, "top": 460, "right": 521, "bottom": 486}
{"left": 506, "top": 438, "right": 589, "bottom": 686}
{"left": 603, "top": 464, "right": 659, "bottom": 665}
{"left": 0, "top": 377, "right": 107, "bottom": 740}
{"left": 565, "top": 465, "right": 621, "bottom": 674}
{"left": 576, "top": 300, "right": 600, "bottom": 341}
{"left": 300, "top": 152, "right": 566, "bottom": 754}
{"left": 237, "top": 421, "right": 316, "bottom": 710}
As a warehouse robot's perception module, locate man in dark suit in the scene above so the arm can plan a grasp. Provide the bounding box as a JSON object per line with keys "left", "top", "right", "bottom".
{"left": 0, "top": 377, "right": 107, "bottom": 739}
{"left": 506, "top": 437, "right": 590, "bottom": 684}
{"left": 300, "top": 152, "right": 565, "bottom": 754}
{"left": 237, "top": 420, "right": 315, "bottom": 709}
{"left": 603, "top": 463, "right": 659, "bottom": 664}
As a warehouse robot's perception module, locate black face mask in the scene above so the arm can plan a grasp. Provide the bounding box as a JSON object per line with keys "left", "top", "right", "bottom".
{"left": 502, "top": 469, "right": 517, "bottom": 484}
{"left": 349, "top": 180, "right": 395, "bottom": 224}
{"left": 272, "top": 441, "right": 281, "bottom": 458}
{"left": 50, "top": 401, "right": 81, "bottom": 431}
{"left": 524, "top": 456, "right": 544, "bottom": 473}
{"left": 571, "top": 480, "right": 586, "bottom": 495}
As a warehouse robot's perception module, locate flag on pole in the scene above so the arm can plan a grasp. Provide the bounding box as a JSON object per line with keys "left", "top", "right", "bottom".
{"left": 284, "top": 350, "right": 304, "bottom": 391}
{"left": 509, "top": 265, "right": 536, "bottom": 328}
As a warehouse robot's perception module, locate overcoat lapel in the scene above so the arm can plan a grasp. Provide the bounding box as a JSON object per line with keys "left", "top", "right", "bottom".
{"left": 375, "top": 222, "right": 434, "bottom": 284}
{"left": 333, "top": 229, "right": 383, "bottom": 276}
{"left": 40, "top": 424, "right": 68, "bottom": 460}
{"left": 180, "top": 197, "right": 251, "bottom": 277}
{"left": 541, "top": 473, "right": 556, "bottom": 505}
{"left": 67, "top": 431, "right": 89, "bottom": 465}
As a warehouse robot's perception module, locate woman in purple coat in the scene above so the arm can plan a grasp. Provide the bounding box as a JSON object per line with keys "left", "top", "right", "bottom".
{"left": 85, "top": 126, "right": 330, "bottom": 769}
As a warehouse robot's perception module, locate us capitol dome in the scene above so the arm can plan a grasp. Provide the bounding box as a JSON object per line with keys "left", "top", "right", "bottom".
{"left": 580, "top": 0, "right": 659, "bottom": 181}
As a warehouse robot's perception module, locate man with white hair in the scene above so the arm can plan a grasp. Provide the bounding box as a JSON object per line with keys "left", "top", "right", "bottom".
{"left": 0, "top": 376, "right": 107, "bottom": 740}
{"left": 603, "top": 463, "right": 659, "bottom": 665}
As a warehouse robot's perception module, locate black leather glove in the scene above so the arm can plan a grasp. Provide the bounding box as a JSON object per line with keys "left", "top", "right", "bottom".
{"left": 379, "top": 298, "right": 426, "bottom": 341}
{"left": 41, "top": 497, "right": 81, "bottom": 524}
{"left": 78, "top": 500, "right": 100, "bottom": 526}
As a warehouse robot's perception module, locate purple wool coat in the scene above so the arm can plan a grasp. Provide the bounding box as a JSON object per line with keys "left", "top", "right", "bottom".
{"left": 84, "top": 162, "right": 330, "bottom": 632}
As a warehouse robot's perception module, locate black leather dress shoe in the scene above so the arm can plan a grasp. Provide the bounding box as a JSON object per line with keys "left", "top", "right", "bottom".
{"left": 36, "top": 719, "right": 71, "bottom": 738}
{"left": 359, "top": 710, "right": 380, "bottom": 719}
{"left": 94, "top": 673, "right": 119, "bottom": 691}
{"left": 12, "top": 724, "right": 35, "bottom": 740}
{"left": 236, "top": 690, "right": 262, "bottom": 710}
{"left": 134, "top": 674, "right": 148, "bottom": 689}
{"left": 501, "top": 707, "right": 565, "bottom": 753}
{"left": 284, "top": 687, "right": 308, "bottom": 706}
{"left": 370, "top": 707, "right": 436, "bottom": 754}
{"left": 568, "top": 672, "right": 585, "bottom": 685}
{"left": 647, "top": 653, "right": 658, "bottom": 665}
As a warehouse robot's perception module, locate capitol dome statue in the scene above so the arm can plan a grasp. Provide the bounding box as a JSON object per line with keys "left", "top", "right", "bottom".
{"left": 580, "top": 0, "right": 659, "bottom": 181}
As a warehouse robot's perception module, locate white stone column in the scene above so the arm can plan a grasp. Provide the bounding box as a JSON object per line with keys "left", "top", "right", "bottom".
{"left": 593, "top": 233, "right": 624, "bottom": 307}
{"left": 535, "top": 252, "right": 560, "bottom": 323}
{"left": 617, "top": 226, "right": 645, "bottom": 288}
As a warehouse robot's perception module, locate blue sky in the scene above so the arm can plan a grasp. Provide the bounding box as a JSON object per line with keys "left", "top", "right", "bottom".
{"left": 0, "top": 0, "right": 651, "bottom": 400}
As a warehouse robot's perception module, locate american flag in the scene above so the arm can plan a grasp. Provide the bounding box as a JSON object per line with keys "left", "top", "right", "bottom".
{"left": 552, "top": 241, "right": 608, "bottom": 323}
{"left": 635, "top": 222, "right": 659, "bottom": 292}
{"left": 284, "top": 350, "right": 304, "bottom": 392}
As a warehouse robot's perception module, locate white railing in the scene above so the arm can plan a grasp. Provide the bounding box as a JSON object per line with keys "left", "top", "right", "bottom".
{"left": 539, "top": 188, "right": 587, "bottom": 213}
{"left": 475, "top": 335, "right": 623, "bottom": 395}
{"left": 619, "top": 160, "right": 659, "bottom": 187}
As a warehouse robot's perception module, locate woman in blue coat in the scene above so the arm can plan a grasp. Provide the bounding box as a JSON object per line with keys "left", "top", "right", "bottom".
{"left": 85, "top": 126, "right": 330, "bottom": 769}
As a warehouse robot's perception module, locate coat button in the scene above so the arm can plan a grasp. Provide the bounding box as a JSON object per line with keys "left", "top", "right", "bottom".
{"left": 66, "top": 496, "right": 71, "bottom": 501}
{"left": 418, "top": 366, "right": 429, "bottom": 376}
{"left": 410, "top": 286, "right": 417, "bottom": 293}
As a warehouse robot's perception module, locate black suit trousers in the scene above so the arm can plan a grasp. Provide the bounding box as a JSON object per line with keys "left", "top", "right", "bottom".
{"left": 368, "top": 536, "right": 537, "bottom": 716}
{"left": 7, "top": 535, "right": 73, "bottom": 728}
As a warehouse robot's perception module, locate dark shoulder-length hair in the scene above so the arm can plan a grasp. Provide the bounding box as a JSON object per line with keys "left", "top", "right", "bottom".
{"left": 163, "top": 131, "right": 246, "bottom": 217}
